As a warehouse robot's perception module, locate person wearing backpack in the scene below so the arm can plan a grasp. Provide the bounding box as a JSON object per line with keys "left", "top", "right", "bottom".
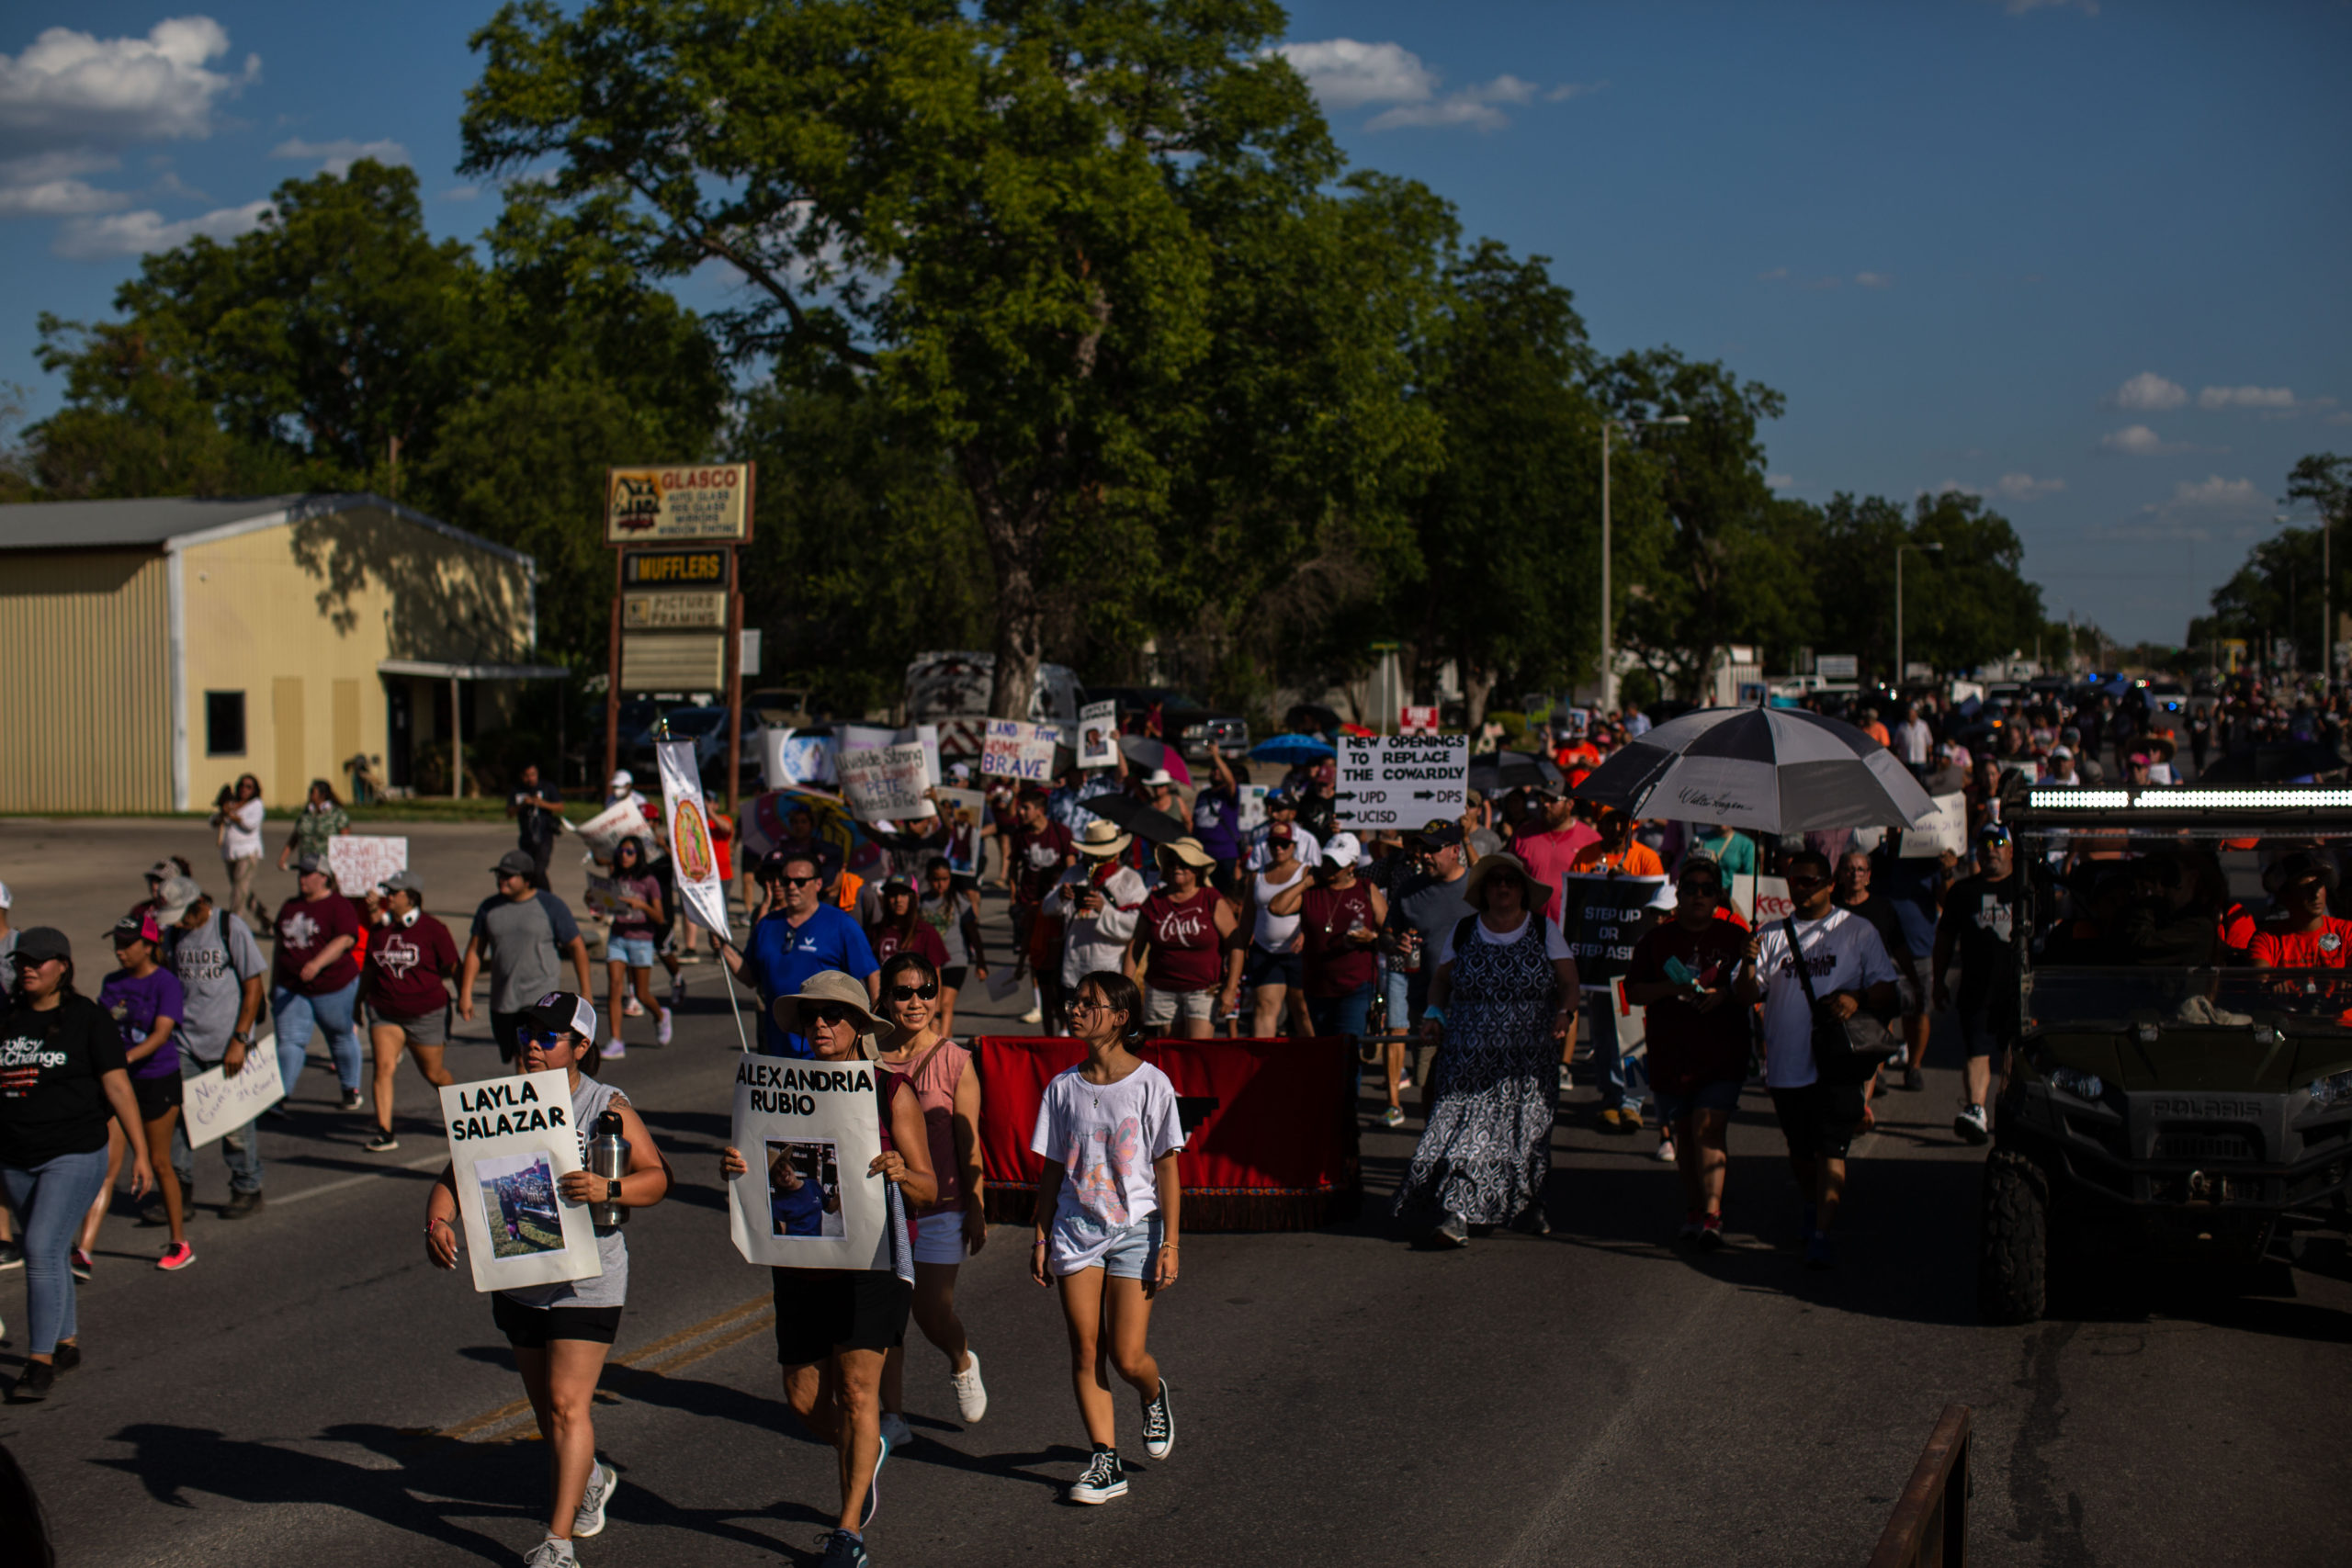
{"left": 158, "top": 876, "right": 270, "bottom": 1218}
{"left": 1736, "top": 849, "right": 1899, "bottom": 1270}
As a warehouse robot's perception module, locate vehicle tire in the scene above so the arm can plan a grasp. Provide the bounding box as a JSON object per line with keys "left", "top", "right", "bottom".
{"left": 1978, "top": 1147, "right": 2049, "bottom": 1325}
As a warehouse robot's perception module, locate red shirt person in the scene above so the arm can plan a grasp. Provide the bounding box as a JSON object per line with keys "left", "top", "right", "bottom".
{"left": 2248, "top": 853, "right": 2352, "bottom": 970}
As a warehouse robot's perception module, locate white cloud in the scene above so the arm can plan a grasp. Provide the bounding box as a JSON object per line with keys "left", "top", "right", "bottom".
{"left": 0, "top": 18, "right": 257, "bottom": 147}
{"left": 2112, "top": 371, "right": 2186, "bottom": 411}
{"left": 1766, "top": 473, "right": 1795, "bottom": 491}
{"left": 2197, "top": 384, "right": 2295, "bottom": 410}
{"left": 270, "top": 136, "right": 409, "bottom": 176}
{"left": 440, "top": 183, "right": 481, "bottom": 202}
{"left": 2099, "top": 424, "right": 2181, "bottom": 457}
{"left": 1272, "top": 39, "right": 1437, "bottom": 110}
{"left": 2163, "top": 475, "right": 2269, "bottom": 517}
{"left": 1366, "top": 73, "right": 1540, "bottom": 132}
{"left": 1757, "top": 266, "right": 1788, "bottom": 281}
{"left": 55, "top": 197, "right": 268, "bottom": 257}
{"left": 1994, "top": 472, "right": 2065, "bottom": 501}
{"left": 2005, "top": 0, "right": 2098, "bottom": 14}
{"left": 1854, "top": 271, "right": 1893, "bottom": 289}
{"left": 0, "top": 147, "right": 127, "bottom": 216}
{"left": 1547, "top": 80, "right": 1607, "bottom": 101}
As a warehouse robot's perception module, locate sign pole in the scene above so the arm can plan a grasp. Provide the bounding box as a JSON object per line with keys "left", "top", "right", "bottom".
{"left": 724, "top": 567, "right": 744, "bottom": 818}
{"left": 603, "top": 547, "right": 624, "bottom": 794}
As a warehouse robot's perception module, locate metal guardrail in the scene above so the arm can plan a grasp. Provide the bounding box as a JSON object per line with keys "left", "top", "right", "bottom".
{"left": 1867, "top": 1404, "right": 1972, "bottom": 1568}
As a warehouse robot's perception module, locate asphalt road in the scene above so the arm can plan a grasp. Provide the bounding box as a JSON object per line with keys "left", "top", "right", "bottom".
{"left": 5, "top": 817, "right": 2351, "bottom": 1567}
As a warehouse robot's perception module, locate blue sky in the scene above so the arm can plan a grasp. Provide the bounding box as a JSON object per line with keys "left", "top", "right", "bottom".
{"left": 3, "top": 2, "right": 2347, "bottom": 648}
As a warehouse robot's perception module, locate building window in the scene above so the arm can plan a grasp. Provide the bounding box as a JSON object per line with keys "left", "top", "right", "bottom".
{"left": 206, "top": 691, "right": 246, "bottom": 756}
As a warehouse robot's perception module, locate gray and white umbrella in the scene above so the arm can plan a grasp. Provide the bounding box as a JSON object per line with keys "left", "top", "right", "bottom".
{"left": 1573, "top": 706, "right": 1935, "bottom": 834}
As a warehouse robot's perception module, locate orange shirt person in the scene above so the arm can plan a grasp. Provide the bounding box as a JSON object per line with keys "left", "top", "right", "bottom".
{"left": 1569, "top": 809, "right": 1666, "bottom": 879}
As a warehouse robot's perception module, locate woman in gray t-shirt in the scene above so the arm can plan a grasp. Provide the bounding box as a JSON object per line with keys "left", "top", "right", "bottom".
{"left": 424, "top": 991, "right": 670, "bottom": 1562}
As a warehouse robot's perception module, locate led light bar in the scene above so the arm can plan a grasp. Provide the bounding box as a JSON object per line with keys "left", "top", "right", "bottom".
{"left": 2022, "top": 787, "right": 2352, "bottom": 810}
{"left": 2023, "top": 790, "right": 2132, "bottom": 808}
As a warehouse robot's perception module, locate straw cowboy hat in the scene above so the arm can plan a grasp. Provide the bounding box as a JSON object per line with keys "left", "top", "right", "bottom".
{"left": 771, "top": 970, "right": 884, "bottom": 1058}
{"left": 1075, "top": 819, "right": 1134, "bottom": 858}
{"left": 1156, "top": 835, "right": 1216, "bottom": 873}
{"left": 1463, "top": 851, "right": 1554, "bottom": 915}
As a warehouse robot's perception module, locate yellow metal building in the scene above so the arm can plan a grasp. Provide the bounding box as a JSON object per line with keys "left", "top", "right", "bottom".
{"left": 0, "top": 494, "right": 562, "bottom": 813}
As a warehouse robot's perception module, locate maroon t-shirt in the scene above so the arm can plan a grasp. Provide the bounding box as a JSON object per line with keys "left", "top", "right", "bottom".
{"left": 873, "top": 919, "right": 950, "bottom": 972}
{"left": 1625, "top": 919, "right": 1753, "bottom": 1095}
{"left": 364, "top": 912, "right": 462, "bottom": 1018}
{"left": 1142, "top": 888, "right": 1225, "bottom": 992}
{"left": 1300, "top": 882, "right": 1380, "bottom": 997}
{"left": 274, "top": 892, "right": 363, "bottom": 996}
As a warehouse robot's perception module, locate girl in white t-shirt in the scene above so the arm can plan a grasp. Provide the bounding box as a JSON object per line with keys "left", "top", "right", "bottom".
{"left": 1029, "top": 969, "right": 1185, "bottom": 1506}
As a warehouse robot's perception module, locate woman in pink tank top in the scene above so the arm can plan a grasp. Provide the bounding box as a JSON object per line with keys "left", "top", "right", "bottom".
{"left": 872, "top": 951, "right": 991, "bottom": 1443}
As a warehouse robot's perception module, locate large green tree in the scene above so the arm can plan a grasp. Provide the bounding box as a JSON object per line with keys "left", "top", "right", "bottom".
{"left": 1811, "top": 490, "right": 2046, "bottom": 679}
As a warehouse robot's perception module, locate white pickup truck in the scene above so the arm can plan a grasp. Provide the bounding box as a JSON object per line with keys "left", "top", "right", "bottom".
{"left": 905, "top": 651, "right": 1084, "bottom": 761}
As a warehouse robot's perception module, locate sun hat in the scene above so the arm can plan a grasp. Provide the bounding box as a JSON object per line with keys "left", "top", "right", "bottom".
{"left": 153, "top": 874, "right": 204, "bottom": 926}
{"left": 1156, "top": 836, "right": 1216, "bottom": 872}
{"left": 1143, "top": 768, "right": 1176, "bottom": 789}
{"left": 1463, "top": 852, "right": 1553, "bottom": 914}
{"left": 772, "top": 969, "right": 884, "bottom": 1056}
{"left": 1075, "top": 819, "right": 1133, "bottom": 858}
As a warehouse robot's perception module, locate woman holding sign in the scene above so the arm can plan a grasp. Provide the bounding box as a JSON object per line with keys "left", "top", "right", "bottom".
{"left": 424, "top": 992, "right": 672, "bottom": 1568}
{"left": 719, "top": 972, "right": 934, "bottom": 1568}
{"left": 1030, "top": 971, "right": 1184, "bottom": 1506}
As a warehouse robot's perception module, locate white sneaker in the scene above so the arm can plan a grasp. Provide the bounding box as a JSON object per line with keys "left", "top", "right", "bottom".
{"left": 879, "top": 1410, "right": 913, "bottom": 1451}
{"left": 523, "top": 1537, "right": 577, "bottom": 1568}
{"left": 600, "top": 1039, "right": 627, "bottom": 1060}
{"left": 623, "top": 996, "right": 645, "bottom": 1018}
{"left": 1656, "top": 1135, "right": 1677, "bottom": 1163}
{"left": 950, "top": 1348, "right": 989, "bottom": 1424}
{"left": 1020, "top": 1007, "right": 1043, "bottom": 1025}
{"left": 1954, "top": 1103, "right": 1990, "bottom": 1145}
{"left": 656, "top": 1006, "right": 673, "bottom": 1045}
{"left": 573, "top": 1461, "right": 616, "bottom": 1538}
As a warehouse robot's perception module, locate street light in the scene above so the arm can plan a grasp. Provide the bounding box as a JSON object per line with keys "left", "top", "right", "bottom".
{"left": 1600, "top": 414, "right": 1690, "bottom": 713}
{"left": 1895, "top": 540, "right": 1944, "bottom": 688}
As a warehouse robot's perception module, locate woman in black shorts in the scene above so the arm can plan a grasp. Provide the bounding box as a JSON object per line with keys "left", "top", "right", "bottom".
{"left": 719, "top": 970, "right": 935, "bottom": 1568}
{"left": 424, "top": 992, "right": 670, "bottom": 1568}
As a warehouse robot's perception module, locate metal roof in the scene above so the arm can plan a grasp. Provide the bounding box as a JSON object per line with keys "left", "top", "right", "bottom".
{"left": 0, "top": 491, "right": 532, "bottom": 566}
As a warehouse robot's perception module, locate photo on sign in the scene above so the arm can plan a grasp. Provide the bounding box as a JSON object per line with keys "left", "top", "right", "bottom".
{"left": 766, "top": 1139, "right": 846, "bottom": 1239}
{"left": 475, "top": 1150, "right": 565, "bottom": 1259}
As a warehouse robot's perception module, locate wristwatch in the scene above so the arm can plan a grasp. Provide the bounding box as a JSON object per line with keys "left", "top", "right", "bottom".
{"left": 232, "top": 1029, "right": 254, "bottom": 1045}
{"left": 606, "top": 1179, "right": 622, "bottom": 1203}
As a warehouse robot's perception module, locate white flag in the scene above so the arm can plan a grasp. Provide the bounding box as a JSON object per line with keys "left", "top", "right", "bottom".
{"left": 655, "top": 739, "right": 730, "bottom": 939}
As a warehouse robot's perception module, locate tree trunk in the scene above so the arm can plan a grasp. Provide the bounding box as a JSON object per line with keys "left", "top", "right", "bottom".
{"left": 960, "top": 445, "right": 1047, "bottom": 722}
{"left": 1464, "top": 666, "right": 1498, "bottom": 733}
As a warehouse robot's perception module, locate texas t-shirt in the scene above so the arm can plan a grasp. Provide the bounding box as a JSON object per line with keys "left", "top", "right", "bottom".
{"left": 98, "top": 966, "right": 186, "bottom": 1081}
{"left": 275, "top": 893, "right": 363, "bottom": 996}
{"left": 1626, "top": 919, "right": 1752, "bottom": 1094}
{"left": 1030, "top": 1060, "right": 1186, "bottom": 1275}
{"left": 1938, "top": 874, "right": 2023, "bottom": 1013}
{"left": 0, "top": 996, "right": 129, "bottom": 1167}
{"left": 366, "top": 912, "right": 463, "bottom": 1019}
{"left": 1751, "top": 908, "right": 1899, "bottom": 1089}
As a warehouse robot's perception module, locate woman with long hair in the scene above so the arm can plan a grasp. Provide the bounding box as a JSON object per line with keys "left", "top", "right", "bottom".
{"left": 866, "top": 881, "right": 949, "bottom": 978}
{"left": 84, "top": 914, "right": 194, "bottom": 1271}
{"left": 916, "top": 858, "right": 986, "bottom": 1038}
{"left": 277, "top": 779, "right": 350, "bottom": 871}
{"left": 1030, "top": 970, "right": 1183, "bottom": 1505}
{"left": 1392, "top": 853, "right": 1579, "bottom": 1247}
{"left": 871, "top": 951, "right": 989, "bottom": 1451}
{"left": 2, "top": 928, "right": 154, "bottom": 1401}
{"left": 600, "top": 837, "right": 670, "bottom": 1061}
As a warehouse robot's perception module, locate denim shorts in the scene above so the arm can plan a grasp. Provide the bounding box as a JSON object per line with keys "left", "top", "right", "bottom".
{"left": 608, "top": 934, "right": 658, "bottom": 968}
{"left": 1100, "top": 1214, "right": 1166, "bottom": 1280}
{"left": 1652, "top": 1077, "right": 1743, "bottom": 1123}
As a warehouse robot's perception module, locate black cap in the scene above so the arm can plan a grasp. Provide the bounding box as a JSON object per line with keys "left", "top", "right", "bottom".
{"left": 111, "top": 911, "right": 162, "bottom": 948}
{"left": 1407, "top": 819, "right": 1464, "bottom": 849}
{"left": 493, "top": 849, "right": 537, "bottom": 877}
{"left": 13, "top": 925, "right": 70, "bottom": 965}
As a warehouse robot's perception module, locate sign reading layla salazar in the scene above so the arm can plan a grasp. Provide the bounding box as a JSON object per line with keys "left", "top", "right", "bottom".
{"left": 327, "top": 836, "right": 406, "bottom": 894}
{"left": 655, "top": 740, "right": 729, "bottom": 938}
{"left": 727, "top": 1056, "right": 887, "bottom": 1269}
{"left": 1558, "top": 873, "right": 1669, "bottom": 992}
{"left": 1334, "top": 736, "right": 1471, "bottom": 829}
{"left": 439, "top": 1069, "right": 603, "bottom": 1293}
{"left": 980, "top": 718, "right": 1059, "bottom": 781}
{"left": 839, "top": 742, "right": 932, "bottom": 823}
{"left": 605, "top": 463, "right": 755, "bottom": 544}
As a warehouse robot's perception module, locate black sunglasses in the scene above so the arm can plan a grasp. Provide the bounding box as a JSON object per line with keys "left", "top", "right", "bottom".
{"left": 774, "top": 874, "right": 820, "bottom": 887}
{"left": 805, "top": 1003, "right": 861, "bottom": 1025}
{"left": 888, "top": 982, "right": 941, "bottom": 1001}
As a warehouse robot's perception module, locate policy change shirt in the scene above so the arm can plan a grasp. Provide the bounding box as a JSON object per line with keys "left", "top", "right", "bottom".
{"left": 1030, "top": 1060, "right": 1186, "bottom": 1275}
{"left": 0, "top": 996, "right": 128, "bottom": 1168}
{"left": 1751, "top": 908, "right": 1898, "bottom": 1089}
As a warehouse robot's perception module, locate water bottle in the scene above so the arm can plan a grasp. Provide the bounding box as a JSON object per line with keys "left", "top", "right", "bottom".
{"left": 588, "top": 1110, "right": 630, "bottom": 1227}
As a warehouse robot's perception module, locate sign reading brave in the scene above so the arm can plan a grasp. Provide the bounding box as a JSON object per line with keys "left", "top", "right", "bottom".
{"left": 980, "top": 718, "right": 1059, "bottom": 781}
{"left": 1558, "top": 872, "right": 1669, "bottom": 992}
{"left": 1334, "top": 736, "right": 1471, "bottom": 829}
{"left": 605, "top": 465, "right": 755, "bottom": 544}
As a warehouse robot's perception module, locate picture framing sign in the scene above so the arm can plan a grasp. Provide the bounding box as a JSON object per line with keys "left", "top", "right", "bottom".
{"left": 1558, "top": 872, "right": 1669, "bottom": 992}
{"left": 840, "top": 742, "right": 933, "bottom": 823}
{"left": 1334, "top": 736, "right": 1472, "bottom": 830}
{"left": 327, "top": 836, "right": 406, "bottom": 896}
{"left": 980, "top": 718, "right": 1059, "bottom": 781}
{"left": 439, "top": 1069, "right": 603, "bottom": 1293}
{"left": 728, "top": 1056, "right": 888, "bottom": 1269}
{"left": 605, "top": 464, "right": 755, "bottom": 544}
{"left": 183, "top": 1047, "right": 285, "bottom": 1147}
{"left": 1078, "top": 700, "right": 1120, "bottom": 770}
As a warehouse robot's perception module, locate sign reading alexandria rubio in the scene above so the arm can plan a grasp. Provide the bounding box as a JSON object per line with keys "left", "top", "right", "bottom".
{"left": 728, "top": 1056, "right": 887, "bottom": 1269}
{"left": 1334, "top": 736, "right": 1471, "bottom": 830}
{"left": 605, "top": 464, "right": 755, "bottom": 545}
{"left": 439, "top": 1069, "right": 604, "bottom": 1293}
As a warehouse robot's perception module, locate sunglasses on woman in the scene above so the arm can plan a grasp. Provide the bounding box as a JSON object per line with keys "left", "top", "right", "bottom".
{"left": 888, "top": 982, "right": 941, "bottom": 1001}
{"left": 805, "top": 1003, "right": 861, "bottom": 1025}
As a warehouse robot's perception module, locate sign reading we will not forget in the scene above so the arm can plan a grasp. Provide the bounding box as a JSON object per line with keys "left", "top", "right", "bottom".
{"left": 184, "top": 1049, "right": 284, "bottom": 1147}
{"left": 327, "top": 836, "right": 406, "bottom": 895}
{"left": 980, "top": 718, "right": 1059, "bottom": 782}
{"left": 1335, "top": 736, "right": 1471, "bottom": 830}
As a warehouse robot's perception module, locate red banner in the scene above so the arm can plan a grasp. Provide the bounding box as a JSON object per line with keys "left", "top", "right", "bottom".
{"left": 974, "top": 1035, "right": 1361, "bottom": 1231}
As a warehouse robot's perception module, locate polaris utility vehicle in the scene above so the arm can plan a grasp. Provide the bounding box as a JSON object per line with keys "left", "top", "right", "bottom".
{"left": 1980, "top": 785, "right": 2352, "bottom": 1323}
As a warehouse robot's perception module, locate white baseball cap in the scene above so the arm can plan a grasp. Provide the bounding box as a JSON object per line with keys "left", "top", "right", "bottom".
{"left": 1323, "top": 831, "right": 1364, "bottom": 867}
{"left": 609, "top": 770, "right": 634, "bottom": 787}
{"left": 526, "top": 990, "right": 601, "bottom": 1044}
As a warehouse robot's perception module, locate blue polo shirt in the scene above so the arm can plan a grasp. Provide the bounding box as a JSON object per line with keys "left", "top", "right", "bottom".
{"left": 738, "top": 904, "right": 878, "bottom": 1056}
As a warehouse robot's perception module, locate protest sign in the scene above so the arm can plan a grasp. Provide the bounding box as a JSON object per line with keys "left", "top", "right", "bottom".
{"left": 1751, "top": 874, "right": 1795, "bottom": 925}
{"left": 935, "top": 786, "right": 986, "bottom": 876}
{"left": 577, "top": 801, "right": 662, "bottom": 867}
{"left": 762, "top": 728, "right": 838, "bottom": 790}
{"left": 183, "top": 1047, "right": 284, "bottom": 1147}
{"left": 1608, "top": 976, "right": 1647, "bottom": 1062}
{"left": 1078, "top": 700, "right": 1120, "bottom": 770}
{"left": 1399, "top": 705, "right": 1440, "bottom": 736}
{"left": 840, "top": 742, "right": 933, "bottom": 823}
{"left": 727, "top": 1055, "right": 888, "bottom": 1269}
{"left": 980, "top": 718, "right": 1059, "bottom": 782}
{"left": 1899, "top": 793, "right": 1968, "bottom": 860}
{"left": 1334, "top": 736, "right": 1471, "bottom": 830}
{"left": 327, "top": 836, "right": 406, "bottom": 894}
{"left": 656, "top": 739, "right": 730, "bottom": 937}
{"left": 1559, "top": 873, "right": 1668, "bottom": 992}
{"left": 1235, "top": 784, "right": 1272, "bottom": 835}
{"left": 439, "top": 1069, "right": 602, "bottom": 1293}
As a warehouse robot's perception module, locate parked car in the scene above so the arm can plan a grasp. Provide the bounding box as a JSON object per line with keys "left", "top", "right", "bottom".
{"left": 1084, "top": 685, "right": 1250, "bottom": 761}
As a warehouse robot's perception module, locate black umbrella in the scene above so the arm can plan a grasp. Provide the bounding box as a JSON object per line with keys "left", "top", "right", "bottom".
{"left": 1079, "top": 792, "right": 1187, "bottom": 846}
{"left": 1467, "top": 750, "right": 1565, "bottom": 796}
{"left": 2194, "top": 741, "right": 2346, "bottom": 784}
{"left": 1573, "top": 705, "right": 1933, "bottom": 833}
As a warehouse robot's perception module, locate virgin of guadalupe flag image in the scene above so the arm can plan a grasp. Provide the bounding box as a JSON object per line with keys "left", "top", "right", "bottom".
{"left": 656, "top": 739, "right": 729, "bottom": 939}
